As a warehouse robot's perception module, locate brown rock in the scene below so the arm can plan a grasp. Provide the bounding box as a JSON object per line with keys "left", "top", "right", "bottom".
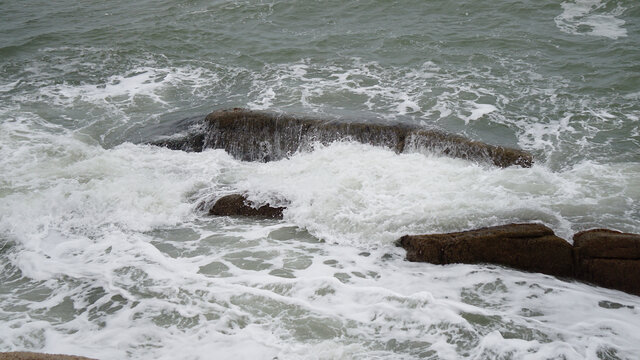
{"left": 577, "top": 258, "right": 640, "bottom": 296}
{"left": 398, "top": 223, "right": 574, "bottom": 277}
{"left": 573, "top": 229, "right": 640, "bottom": 295}
{"left": 208, "top": 194, "right": 284, "bottom": 219}
{"left": 399, "top": 225, "right": 640, "bottom": 296}
{"left": 151, "top": 108, "right": 533, "bottom": 168}
{"left": 203, "top": 108, "right": 533, "bottom": 167}
{"left": 573, "top": 229, "right": 640, "bottom": 259}
{"left": 0, "top": 352, "right": 95, "bottom": 360}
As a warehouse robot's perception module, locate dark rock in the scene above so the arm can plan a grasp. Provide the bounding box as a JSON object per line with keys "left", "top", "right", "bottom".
{"left": 404, "top": 129, "right": 532, "bottom": 168}
{"left": 202, "top": 109, "right": 408, "bottom": 163}
{"left": 150, "top": 132, "right": 204, "bottom": 152}
{"left": 208, "top": 194, "right": 284, "bottom": 219}
{"left": 398, "top": 223, "right": 574, "bottom": 277}
{"left": 147, "top": 115, "right": 206, "bottom": 152}
{"left": 399, "top": 225, "right": 640, "bottom": 296}
{"left": 573, "top": 229, "right": 640, "bottom": 296}
{"left": 573, "top": 229, "right": 640, "bottom": 259}
{"left": 0, "top": 352, "right": 95, "bottom": 360}
{"left": 151, "top": 108, "right": 533, "bottom": 168}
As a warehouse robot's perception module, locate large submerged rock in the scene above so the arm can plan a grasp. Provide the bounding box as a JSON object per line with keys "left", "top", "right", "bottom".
{"left": 151, "top": 108, "right": 533, "bottom": 168}
{"left": 398, "top": 225, "right": 640, "bottom": 296}
{"left": 398, "top": 223, "right": 574, "bottom": 277}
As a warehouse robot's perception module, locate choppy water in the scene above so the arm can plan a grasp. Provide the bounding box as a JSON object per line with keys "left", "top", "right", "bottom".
{"left": 1, "top": 0, "right": 639, "bottom": 359}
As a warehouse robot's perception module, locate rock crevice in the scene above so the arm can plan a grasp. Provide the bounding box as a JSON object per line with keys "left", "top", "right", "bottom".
{"left": 572, "top": 229, "right": 640, "bottom": 296}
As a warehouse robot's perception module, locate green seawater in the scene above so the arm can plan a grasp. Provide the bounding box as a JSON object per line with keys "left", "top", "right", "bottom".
{"left": 1, "top": 0, "right": 638, "bottom": 164}
{"left": 1, "top": 1, "right": 639, "bottom": 359}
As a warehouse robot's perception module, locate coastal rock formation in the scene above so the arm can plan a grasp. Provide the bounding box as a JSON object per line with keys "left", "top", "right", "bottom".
{"left": 0, "top": 353, "right": 94, "bottom": 360}
{"left": 398, "top": 224, "right": 574, "bottom": 277}
{"left": 151, "top": 108, "right": 533, "bottom": 168}
{"left": 208, "top": 194, "right": 284, "bottom": 219}
{"left": 573, "top": 229, "right": 640, "bottom": 296}
{"left": 398, "top": 225, "right": 640, "bottom": 296}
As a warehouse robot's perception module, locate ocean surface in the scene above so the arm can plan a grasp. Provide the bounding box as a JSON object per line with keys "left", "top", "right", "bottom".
{"left": 1, "top": 0, "right": 639, "bottom": 359}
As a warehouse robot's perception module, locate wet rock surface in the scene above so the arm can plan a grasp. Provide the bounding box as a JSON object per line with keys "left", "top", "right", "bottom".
{"left": 208, "top": 194, "right": 284, "bottom": 219}
{"left": 399, "top": 225, "right": 640, "bottom": 296}
{"left": 573, "top": 229, "right": 640, "bottom": 296}
{"left": 142, "top": 114, "right": 206, "bottom": 152}
{"left": 398, "top": 224, "right": 574, "bottom": 277}
{"left": 0, "top": 353, "right": 94, "bottom": 360}
{"left": 151, "top": 108, "right": 533, "bottom": 168}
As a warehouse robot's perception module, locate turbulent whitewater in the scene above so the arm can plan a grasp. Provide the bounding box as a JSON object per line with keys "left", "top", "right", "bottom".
{"left": 1, "top": 0, "right": 639, "bottom": 359}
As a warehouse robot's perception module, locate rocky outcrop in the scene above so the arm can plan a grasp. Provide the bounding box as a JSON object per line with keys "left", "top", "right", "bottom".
{"left": 0, "top": 353, "right": 94, "bottom": 360}
{"left": 573, "top": 229, "right": 640, "bottom": 296}
{"left": 398, "top": 224, "right": 574, "bottom": 277}
{"left": 208, "top": 194, "right": 284, "bottom": 219}
{"left": 398, "top": 224, "right": 640, "bottom": 296}
{"left": 151, "top": 108, "right": 533, "bottom": 168}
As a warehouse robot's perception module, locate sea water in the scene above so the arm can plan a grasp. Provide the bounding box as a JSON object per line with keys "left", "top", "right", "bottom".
{"left": 1, "top": 0, "right": 639, "bottom": 359}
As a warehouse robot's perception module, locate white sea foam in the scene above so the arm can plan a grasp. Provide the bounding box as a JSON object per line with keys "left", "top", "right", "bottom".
{"left": 1, "top": 38, "right": 639, "bottom": 358}
{"left": 247, "top": 87, "right": 276, "bottom": 110}
{"left": 241, "top": 56, "right": 631, "bottom": 168}
{"left": 555, "top": 0, "right": 628, "bottom": 39}
{"left": 1, "top": 117, "right": 637, "bottom": 249}
{"left": 1, "top": 119, "right": 640, "bottom": 359}
{"left": 461, "top": 103, "right": 497, "bottom": 124}
{"left": 35, "top": 65, "right": 220, "bottom": 112}
{"left": 0, "top": 79, "right": 20, "bottom": 93}
{"left": 0, "top": 120, "right": 233, "bottom": 279}
{"left": 4, "top": 48, "right": 633, "bottom": 169}
{"left": 232, "top": 142, "right": 638, "bottom": 244}
{"left": 2, "top": 48, "right": 224, "bottom": 139}
{"left": 519, "top": 114, "right": 577, "bottom": 153}
{"left": 246, "top": 59, "right": 430, "bottom": 117}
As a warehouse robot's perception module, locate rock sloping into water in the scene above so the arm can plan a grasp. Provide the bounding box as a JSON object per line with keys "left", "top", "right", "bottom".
{"left": 151, "top": 108, "right": 533, "bottom": 168}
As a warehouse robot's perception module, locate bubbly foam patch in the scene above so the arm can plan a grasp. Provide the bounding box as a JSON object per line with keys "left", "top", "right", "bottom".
{"left": 555, "top": 0, "right": 628, "bottom": 39}
{"left": 2, "top": 219, "right": 640, "bottom": 359}
{"left": 222, "top": 142, "right": 637, "bottom": 244}
{"left": 462, "top": 103, "right": 497, "bottom": 124}
{"left": 0, "top": 120, "right": 234, "bottom": 277}
{"left": 245, "top": 59, "right": 439, "bottom": 117}
{"left": 0, "top": 47, "right": 226, "bottom": 144}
